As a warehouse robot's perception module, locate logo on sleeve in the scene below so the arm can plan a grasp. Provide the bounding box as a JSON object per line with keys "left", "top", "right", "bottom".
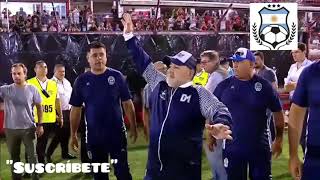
{"left": 224, "top": 158, "right": 229, "bottom": 168}
{"left": 108, "top": 76, "right": 115, "bottom": 85}
{"left": 255, "top": 82, "right": 263, "bottom": 92}
{"left": 180, "top": 94, "right": 191, "bottom": 103}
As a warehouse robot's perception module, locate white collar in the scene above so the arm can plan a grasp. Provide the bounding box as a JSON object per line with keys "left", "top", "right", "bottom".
{"left": 36, "top": 77, "right": 48, "bottom": 83}
{"left": 179, "top": 81, "right": 193, "bottom": 88}
{"left": 296, "top": 59, "right": 309, "bottom": 66}
{"left": 52, "top": 76, "right": 64, "bottom": 83}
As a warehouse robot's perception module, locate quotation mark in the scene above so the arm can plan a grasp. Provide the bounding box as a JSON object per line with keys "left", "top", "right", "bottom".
{"left": 6, "top": 160, "right": 13, "bottom": 165}
{"left": 110, "top": 159, "right": 118, "bottom": 164}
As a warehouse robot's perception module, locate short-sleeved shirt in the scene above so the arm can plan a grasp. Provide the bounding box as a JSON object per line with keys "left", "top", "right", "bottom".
{"left": 214, "top": 75, "right": 282, "bottom": 152}
{"left": 286, "top": 59, "right": 312, "bottom": 98}
{"left": 69, "top": 68, "right": 131, "bottom": 146}
{"left": 205, "top": 70, "right": 227, "bottom": 93}
{"left": 0, "top": 84, "right": 42, "bottom": 129}
{"left": 256, "top": 65, "right": 277, "bottom": 85}
{"left": 292, "top": 61, "right": 320, "bottom": 147}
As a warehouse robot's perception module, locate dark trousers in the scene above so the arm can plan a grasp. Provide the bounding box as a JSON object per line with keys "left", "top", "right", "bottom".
{"left": 302, "top": 146, "right": 320, "bottom": 180}
{"left": 36, "top": 123, "right": 55, "bottom": 163}
{"left": 224, "top": 148, "right": 272, "bottom": 180}
{"left": 88, "top": 133, "right": 132, "bottom": 180}
{"left": 47, "top": 110, "right": 71, "bottom": 157}
{"left": 144, "top": 163, "right": 201, "bottom": 180}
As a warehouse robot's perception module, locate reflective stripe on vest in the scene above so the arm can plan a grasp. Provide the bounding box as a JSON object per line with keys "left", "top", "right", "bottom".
{"left": 27, "top": 77, "right": 57, "bottom": 123}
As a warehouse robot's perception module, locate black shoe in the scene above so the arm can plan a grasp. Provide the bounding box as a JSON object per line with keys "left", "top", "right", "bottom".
{"left": 46, "top": 155, "right": 52, "bottom": 163}
{"left": 62, "top": 153, "right": 77, "bottom": 159}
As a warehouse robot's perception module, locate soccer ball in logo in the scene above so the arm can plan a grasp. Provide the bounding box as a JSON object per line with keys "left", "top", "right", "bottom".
{"left": 260, "top": 25, "right": 289, "bottom": 48}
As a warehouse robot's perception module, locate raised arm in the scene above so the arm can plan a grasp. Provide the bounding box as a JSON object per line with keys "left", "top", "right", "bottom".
{"left": 122, "top": 13, "right": 165, "bottom": 90}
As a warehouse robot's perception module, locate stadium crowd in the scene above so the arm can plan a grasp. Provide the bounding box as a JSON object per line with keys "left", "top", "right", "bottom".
{"left": 0, "top": 6, "right": 279, "bottom": 33}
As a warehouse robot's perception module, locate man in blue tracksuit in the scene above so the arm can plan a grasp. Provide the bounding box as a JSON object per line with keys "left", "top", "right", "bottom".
{"left": 69, "top": 41, "right": 137, "bottom": 180}
{"left": 122, "top": 13, "right": 233, "bottom": 180}
{"left": 288, "top": 60, "right": 320, "bottom": 180}
{"left": 214, "top": 48, "right": 285, "bottom": 180}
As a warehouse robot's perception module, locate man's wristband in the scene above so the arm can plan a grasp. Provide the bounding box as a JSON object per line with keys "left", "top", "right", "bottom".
{"left": 37, "top": 123, "right": 43, "bottom": 126}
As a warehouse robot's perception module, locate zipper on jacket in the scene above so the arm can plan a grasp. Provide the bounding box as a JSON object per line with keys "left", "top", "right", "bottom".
{"left": 158, "top": 88, "right": 177, "bottom": 171}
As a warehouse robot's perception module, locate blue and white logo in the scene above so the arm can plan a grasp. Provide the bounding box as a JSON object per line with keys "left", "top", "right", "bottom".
{"left": 250, "top": 3, "right": 297, "bottom": 50}
{"left": 108, "top": 76, "right": 115, "bottom": 85}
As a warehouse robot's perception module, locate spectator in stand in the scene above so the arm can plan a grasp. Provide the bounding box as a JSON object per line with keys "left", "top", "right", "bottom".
{"left": 207, "top": 19, "right": 216, "bottom": 31}
{"left": 81, "top": 5, "right": 91, "bottom": 31}
{"left": 115, "top": 24, "right": 121, "bottom": 31}
{"left": 48, "top": 23, "right": 58, "bottom": 32}
{"left": 189, "top": 13, "right": 198, "bottom": 30}
{"left": 17, "top": 15, "right": 26, "bottom": 32}
{"left": 31, "top": 15, "right": 41, "bottom": 32}
{"left": 233, "top": 15, "right": 243, "bottom": 31}
{"left": 70, "top": 24, "right": 81, "bottom": 32}
{"left": 2, "top": 8, "right": 11, "bottom": 19}
{"left": 168, "top": 14, "right": 175, "bottom": 30}
{"left": 156, "top": 18, "right": 165, "bottom": 31}
{"left": 25, "top": 19, "right": 32, "bottom": 32}
{"left": 41, "top": 10, "right": 50, "bottom": 26}
{"left": 135, "top": 20, "right": 144, "bottom": 31}
{"left": 51, "top": 10, "right": 59, "bottom": 19}
{"left": 88, "top": 22, "right": 98, "bottom": 31}
{"left": 200, "top": 21, "right": 208, "bottom": 31}
{"left": 105, "top": 21, "right": 113, "bottom": 31}
{"left": 98, "top": 23, "right": 106, "bottom": 31}
{"left": 204, "top": 10, "right": 212, "bottom": 24}
{"left": 72, "top": 7, "right": 80, "bottom": 27}
{"left": 16, "top": 7, "right": 27, "bottom": 20}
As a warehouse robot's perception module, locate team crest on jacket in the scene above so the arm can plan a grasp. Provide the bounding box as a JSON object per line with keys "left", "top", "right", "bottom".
{"left": 255, "top": 82, "right": 263, "bottom": 92}
{"left": 108, "top": 76, "right": 115, "bottom": 85}
{"left": 160, "top": 90, "right": 167, "bottom": 100}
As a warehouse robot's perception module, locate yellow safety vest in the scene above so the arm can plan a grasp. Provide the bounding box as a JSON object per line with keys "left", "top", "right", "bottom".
{"left": 193, "top": 70, "right": 209, "bottom": 87}
{"left": 27, "top": 77, "right": 58, "bottom": 123}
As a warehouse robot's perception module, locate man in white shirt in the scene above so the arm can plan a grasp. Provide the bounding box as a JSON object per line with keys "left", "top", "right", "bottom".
{"left": 285, "top": 42, "right": 312, "bottom": 99}
{"left": 46, "top": 64, "right": 76, "bottom": 162}
{"left": 285, "top": 42, "right": 312, "bottom": 152}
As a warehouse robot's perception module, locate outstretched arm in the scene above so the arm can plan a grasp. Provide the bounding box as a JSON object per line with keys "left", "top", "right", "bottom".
{"left": 196, "top": 86, "right": 232, "bottom": 140}
{"left": 122, "top": 13, "right": 165, "bottom": 91}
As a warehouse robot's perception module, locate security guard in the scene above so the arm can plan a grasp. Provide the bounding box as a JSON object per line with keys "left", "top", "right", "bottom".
{"left": 28, "top": 60, "right": 63, "bottom": 164}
